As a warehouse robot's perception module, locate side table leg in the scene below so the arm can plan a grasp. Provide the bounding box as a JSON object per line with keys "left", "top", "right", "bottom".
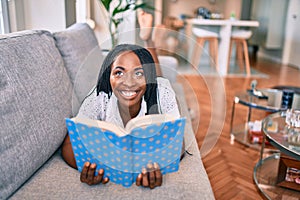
{"left": 230, "top": 100, "right": 236, "bottom": 134}
{"left": 247, "top": 96, "right": 253, "bottom": 122}
{"left": 259, "top": 130, "right": 266, "bottom": 164}
{"left": 248, "top": 107, "right": 252, "bottom": 122}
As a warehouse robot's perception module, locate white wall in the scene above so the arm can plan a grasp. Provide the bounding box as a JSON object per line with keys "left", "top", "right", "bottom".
{"left": 251, "top": 0, "right": 294, "bottom": 64}
{"left": 23, "top": 0, "right": 66, "bottom": 32}
{"left": 282, "top": 0, "right": 300, "bottom": 68}
{"left": 222, "top": 0, "right": 242, "bottom": 20}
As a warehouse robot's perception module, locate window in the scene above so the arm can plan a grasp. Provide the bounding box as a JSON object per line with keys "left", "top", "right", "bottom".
{"left": 0, "top": 0, "right": 10, "bottom": 34}
{"left": 0, "top": 0, "right": 4, "bottom": 33}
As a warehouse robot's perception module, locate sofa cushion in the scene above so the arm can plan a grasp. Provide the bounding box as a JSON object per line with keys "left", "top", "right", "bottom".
{"left": 0, "top": 30, "right": 73, "bottom": 199}
{"left": 53, "top": 23, "right": 103, "bottom": 115}
{"left": 53, "top": 23, "right": 99, "bottom": 85}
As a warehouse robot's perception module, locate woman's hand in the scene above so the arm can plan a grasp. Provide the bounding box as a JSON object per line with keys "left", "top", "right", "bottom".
{"left": 136, "top": 163, "right": 162, "bottom": 189}
{"left": 80, "top": 162, "right": 109, "bottom": 185}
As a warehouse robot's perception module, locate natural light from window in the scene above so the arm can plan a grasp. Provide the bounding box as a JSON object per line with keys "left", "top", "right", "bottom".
{"left": 0, "top": 0, "right": 4, "bottom": 34}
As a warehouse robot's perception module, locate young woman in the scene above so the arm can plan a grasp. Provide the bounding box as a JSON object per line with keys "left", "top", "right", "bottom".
{"left": 61, "top": 10, "right": 180, "bottom": 189}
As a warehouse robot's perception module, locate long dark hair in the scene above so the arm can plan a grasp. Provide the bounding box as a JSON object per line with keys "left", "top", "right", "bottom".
{"left": 96, "top": 44, "right": 158, "bottom": 114}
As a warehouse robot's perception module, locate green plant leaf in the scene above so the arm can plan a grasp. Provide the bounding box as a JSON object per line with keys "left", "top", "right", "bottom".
{"left": 100, "top": 0, "right": 113, "bottom": 11}
{"left": 141, "top": 4, "right": 156, "bottom": 12}
{"left": 111, "top": 2, "right": 132, "bottom": 16}
{"left": 133, "top": 3, "right": 147, "bottom": 10}
{"left": 113, "top": 18, "right": 123, "bottom": 26}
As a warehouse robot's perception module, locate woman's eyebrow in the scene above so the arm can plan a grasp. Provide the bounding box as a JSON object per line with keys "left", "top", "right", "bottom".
{"left": 112, "top": 66, "right": 125, "bottom": 70}
{"left": 134, "top": 67, "right": 144, "bottom": 71}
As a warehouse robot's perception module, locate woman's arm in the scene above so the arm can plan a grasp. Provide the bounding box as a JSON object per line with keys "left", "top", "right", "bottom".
{"left": 61, "top": 134, "right": 77, "bottom": 169}
{"left": 61, "top": 133, "right": 109, "bottom": 185}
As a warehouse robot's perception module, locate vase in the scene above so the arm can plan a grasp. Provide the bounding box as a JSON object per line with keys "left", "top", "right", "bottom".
{"left": 111, "top": 31, "right": 118, "bottom": 48}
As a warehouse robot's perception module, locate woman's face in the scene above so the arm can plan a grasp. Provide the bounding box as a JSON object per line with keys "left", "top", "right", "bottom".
{"left": 110, "top": 51, "right": 146, "bottom": 109}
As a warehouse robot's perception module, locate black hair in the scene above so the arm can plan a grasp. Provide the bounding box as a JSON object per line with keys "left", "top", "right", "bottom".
{"left": 96, "top": 44, "right": 158, "bottom": 115}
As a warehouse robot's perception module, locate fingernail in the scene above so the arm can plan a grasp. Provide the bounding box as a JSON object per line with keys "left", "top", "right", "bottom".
{"left": 99, "top": 169, "right": 104, "bottom": 174}
{"left": 153, "top": 162, "right": 159, "bottom": 169}
{"left": 85, "top": 162, "right": 90, "bottom": 167}
{"left": 147, "top": 163, "right": 153, "bottom": 169}
{"left": 91, "top": 163, "right": 96, "bottom": 168}
{"left": 142, "top": 168, "right": 147, "bottom": 174}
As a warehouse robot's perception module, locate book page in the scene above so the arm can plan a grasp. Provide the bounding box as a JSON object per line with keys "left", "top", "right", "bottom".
{"left": 125, "top": 114, "right": 178, "bottom": 132}
{"left": 72, "top": 117, "right": 128, "bottom": 136}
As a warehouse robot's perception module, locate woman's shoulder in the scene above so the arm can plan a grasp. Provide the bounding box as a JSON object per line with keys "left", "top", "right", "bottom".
{"left": 156, "top": 77, "right": 180, "bottom": 117}
{"left": 157, "top": 77, "right": 174, "bottom": 93}
{"left": 157, "top": 77, "right": 176, "bottom": 99}
{"left": 157, "top": 77, "right": 172, "bottom": 87}
{"left": 80, "top": 88, "right": 108, "bottom": 103}
{"left": 76, "top": 88, "right": 109, "bottom": 120}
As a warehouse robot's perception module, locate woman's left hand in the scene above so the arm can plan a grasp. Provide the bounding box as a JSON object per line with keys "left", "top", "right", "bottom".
{"left": 136, "top": 162, "right": 162, "bottom": 189}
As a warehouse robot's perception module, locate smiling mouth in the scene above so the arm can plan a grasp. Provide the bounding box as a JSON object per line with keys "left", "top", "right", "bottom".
{"left": 120, "top": 90, "right": 138, "bottom": 98}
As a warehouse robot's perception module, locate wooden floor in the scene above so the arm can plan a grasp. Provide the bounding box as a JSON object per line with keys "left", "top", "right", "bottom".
{"left": 177, "top": 56, "right": 300, "bottom": 199}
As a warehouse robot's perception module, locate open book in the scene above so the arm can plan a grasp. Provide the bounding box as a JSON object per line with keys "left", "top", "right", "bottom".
{"left": 65, "top": 114, "right": 186, "bottom": 187}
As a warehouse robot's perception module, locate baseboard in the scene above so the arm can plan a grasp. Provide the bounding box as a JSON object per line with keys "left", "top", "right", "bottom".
{"left": 257, "top": 51, "right": 282, "bottom": 64}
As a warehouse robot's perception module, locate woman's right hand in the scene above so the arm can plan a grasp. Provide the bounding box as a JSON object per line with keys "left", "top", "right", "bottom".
{"left": 136, "top": 162, "right": 162, "bottom": 189}
{"left": 80, "top": 162, "right": 109, "bottom": 185}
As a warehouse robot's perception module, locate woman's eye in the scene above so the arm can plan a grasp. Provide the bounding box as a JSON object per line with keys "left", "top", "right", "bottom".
{"left": 135, "top": 71, "right": 144, "bottom": 77}
{"left": 114, "top": 71, "right": 123, "bottom": 76}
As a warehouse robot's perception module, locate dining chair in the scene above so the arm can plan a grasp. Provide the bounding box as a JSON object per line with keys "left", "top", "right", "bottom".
{"left": 228, "top": 29, "right": 252, "bottom": 76}
{"left": 191, "top": 27, "right": 219, "bottom": 71}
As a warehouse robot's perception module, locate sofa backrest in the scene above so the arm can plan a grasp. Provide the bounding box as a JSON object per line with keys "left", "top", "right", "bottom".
{"left": 0, "top": 30, "right": 73, "bottom": 199}
{"left": 53, "top": 23, "right": 104, "bottom": 116}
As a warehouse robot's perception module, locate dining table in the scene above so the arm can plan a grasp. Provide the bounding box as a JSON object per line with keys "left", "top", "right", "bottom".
{"left": 185, "top": 18, "right": 260, "bottom": 76}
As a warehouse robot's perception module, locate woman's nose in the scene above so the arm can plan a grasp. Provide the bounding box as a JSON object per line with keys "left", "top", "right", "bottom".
{"left": 122, "top": 73, "right": 136, "bottom": 87}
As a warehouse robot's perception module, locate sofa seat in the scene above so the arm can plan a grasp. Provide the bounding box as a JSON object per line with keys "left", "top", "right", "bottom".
{"left": 11, "top": 137, "right": 213, "bottom": 199}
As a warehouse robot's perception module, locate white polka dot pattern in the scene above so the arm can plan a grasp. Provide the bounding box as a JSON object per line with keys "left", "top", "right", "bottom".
{"left": 66, "top": 117, "right": 185, "bottom": 187}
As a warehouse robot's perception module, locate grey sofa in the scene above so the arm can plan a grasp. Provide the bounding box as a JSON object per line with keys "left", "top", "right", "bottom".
{"left": 0, "top": 23, "right": 214, "bottom": 200}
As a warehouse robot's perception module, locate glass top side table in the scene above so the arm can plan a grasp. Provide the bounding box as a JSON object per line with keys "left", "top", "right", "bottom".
{"left": 253, "top": 154, "right": 300, "bottom": 200}
{"left": 253, "top": 111, "right": 300, "bottom": 200}
{"left": 230, "top": 89, "right": 300, "bottom": 149}
{"left": 261, "top": 111, "right": 300, "bottom": 161}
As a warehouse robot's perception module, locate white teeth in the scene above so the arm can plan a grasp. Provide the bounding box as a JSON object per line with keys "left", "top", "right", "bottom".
{"left": 121, "top": 91, "right": 137, "bottom": 97}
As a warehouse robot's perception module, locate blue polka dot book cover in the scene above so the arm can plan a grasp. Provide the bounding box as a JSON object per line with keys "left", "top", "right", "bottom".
{"left": 65, "top": 114, "right": 186, "bottom": 187}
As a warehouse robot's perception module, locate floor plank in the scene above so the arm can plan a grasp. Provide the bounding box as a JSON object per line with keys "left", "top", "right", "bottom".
{"left": 177, "top": 56, "right": 300, "bottom": 199}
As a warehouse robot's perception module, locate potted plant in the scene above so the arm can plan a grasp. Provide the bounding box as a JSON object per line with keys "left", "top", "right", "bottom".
{"left": 98, "top": 0, "right": 152, "bottom": 48}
